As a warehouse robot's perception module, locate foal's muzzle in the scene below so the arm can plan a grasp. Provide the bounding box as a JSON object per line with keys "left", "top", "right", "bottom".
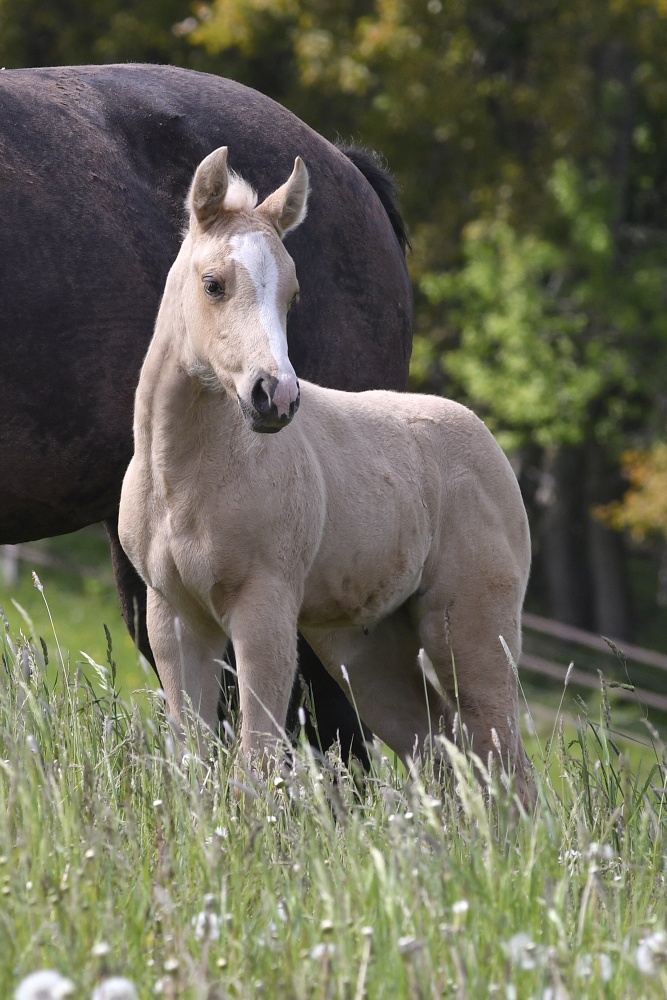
{"left": 245, "top": 373, "right": 300, "bottom": 433}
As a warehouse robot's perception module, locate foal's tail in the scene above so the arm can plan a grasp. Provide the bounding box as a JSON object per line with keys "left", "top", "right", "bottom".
{"left": 338, "top": 145, "right": 410, "bottom": 256}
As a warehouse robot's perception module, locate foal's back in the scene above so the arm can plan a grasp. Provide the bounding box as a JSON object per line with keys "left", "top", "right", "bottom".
{"left": 283, "top": 384, "right": 530, "bottom": 625}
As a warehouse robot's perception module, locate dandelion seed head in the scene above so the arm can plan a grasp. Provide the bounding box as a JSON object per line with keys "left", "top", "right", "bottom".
{"left": 91, "top": 941, "right": 110, "bottom": 958}
{"left": 91, "top": 977, "right": 138, "bottom": 1000}
{"left": 310, "top": 942, "right": 335, "bottom": 960}
{"left": 397, "top": 935, "right": 422, "bottom": 956}
{"left": 635, "top": 929, "right": 667, "bottom": 975}
{"left": 452, "top": 900, "right": 469, "bottom": 915}
{"left": 15, "top": 970, "right": 75, "bottom": 1000}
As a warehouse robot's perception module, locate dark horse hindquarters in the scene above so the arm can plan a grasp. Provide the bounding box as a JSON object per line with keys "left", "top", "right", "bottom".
{"left": 0, "top": 64, "right": 412, "bottom": 759}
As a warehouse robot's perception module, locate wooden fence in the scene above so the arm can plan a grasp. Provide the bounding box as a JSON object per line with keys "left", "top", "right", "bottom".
{"left": 521, "top": 612, "right": 667, "bottom": 714}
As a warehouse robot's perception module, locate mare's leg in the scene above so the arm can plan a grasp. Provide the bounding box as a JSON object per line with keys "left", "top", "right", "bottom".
{"left": 288, "top": 636, "right": 372, "bottom": 769}
{"left": 302, "top": 608, "right": 448, "bottom": 763}
{"left": 146, "top": 586, "right": 226, "bottom": 733}
{"left": 105, "top": 517, "right": 154, "bottom": 666}
{"left": 414, "top": 586, "right": 533, "bottom": 800}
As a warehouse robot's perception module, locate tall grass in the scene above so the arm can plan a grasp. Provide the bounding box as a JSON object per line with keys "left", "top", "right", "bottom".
{"left": 1, "top": 600, "right": 666, "bottom": 999}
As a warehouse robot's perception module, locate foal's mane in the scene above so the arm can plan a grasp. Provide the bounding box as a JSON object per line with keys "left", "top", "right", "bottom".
{"left": 223, "top": 171, "right": 258, "bottom": 214}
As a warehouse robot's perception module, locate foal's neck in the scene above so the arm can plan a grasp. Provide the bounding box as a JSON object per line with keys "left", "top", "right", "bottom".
{"left": 135, "top": 300, "right": 243, "bottom": 464}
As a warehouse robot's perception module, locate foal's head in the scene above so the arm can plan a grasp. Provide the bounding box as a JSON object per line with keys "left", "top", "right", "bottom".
{"left": 179, "top": 146, "right": 309, "bottom": 433}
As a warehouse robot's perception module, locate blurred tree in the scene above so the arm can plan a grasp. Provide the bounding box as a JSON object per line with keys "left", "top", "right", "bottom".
{"left": 2, "top": 0, "right": 667, "bottom": 639}
{"left": 0, "top": 0, "right": 217, "bottom": 69}
{"left": 597, "top": 444, "right": 667, "bottom": 542}
{"left": 188, "top": 0, "right": 667, "bottom": 639}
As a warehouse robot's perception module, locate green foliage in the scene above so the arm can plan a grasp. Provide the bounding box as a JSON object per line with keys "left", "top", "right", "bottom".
{"left": 2, "top": 610, "right": 667, "bottom": 997}
{"left": 419, "top": 159, "right": 658, "bottom": 450}
{"left": 0, "top": 529, "right": 149, "bottom": 698}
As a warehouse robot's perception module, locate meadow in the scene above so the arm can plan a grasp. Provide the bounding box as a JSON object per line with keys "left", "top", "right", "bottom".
{"left": 1, "top": 536, "right": 667, "bottom": 998}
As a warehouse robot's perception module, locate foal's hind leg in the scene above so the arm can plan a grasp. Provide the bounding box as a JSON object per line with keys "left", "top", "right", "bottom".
{"left": 302, "top": 608, "right": 449, "bottom": 764}
{"left": 414, "top": 586, "right": 532, "bottom": 801}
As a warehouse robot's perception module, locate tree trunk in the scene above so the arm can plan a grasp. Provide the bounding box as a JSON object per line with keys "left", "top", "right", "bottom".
{"left": 537, "top": 446, "right": 594, "bottom": 629}
{"left": 585, "top": 442, "right": 634, "bottom": 640}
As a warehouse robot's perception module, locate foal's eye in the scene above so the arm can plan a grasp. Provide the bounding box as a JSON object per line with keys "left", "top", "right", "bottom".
{"left": 203, "top": 277, "right": 225, "bottom": 299}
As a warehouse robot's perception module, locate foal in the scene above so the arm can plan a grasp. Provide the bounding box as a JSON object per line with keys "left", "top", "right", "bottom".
{"left": 119, "top": 147, "right": 533, "bottom": 798}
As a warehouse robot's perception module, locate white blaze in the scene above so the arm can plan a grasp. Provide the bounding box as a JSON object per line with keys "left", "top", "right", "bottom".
{"left": 228, "top": 230, "right": 294, "bottom": 377}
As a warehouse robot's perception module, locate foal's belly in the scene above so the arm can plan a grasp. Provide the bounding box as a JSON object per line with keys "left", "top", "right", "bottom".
{"left": 299, "top": 524, "right": 429, "bottom": 628}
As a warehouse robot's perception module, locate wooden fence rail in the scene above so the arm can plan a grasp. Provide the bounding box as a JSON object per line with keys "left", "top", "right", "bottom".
{"left": 521, "top": 612, "right": 667, "bottom": 714}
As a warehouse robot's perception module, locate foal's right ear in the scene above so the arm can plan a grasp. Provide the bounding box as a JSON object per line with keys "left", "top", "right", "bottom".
{"left": 189, "top": 146, "right": 230, "bottom": 229}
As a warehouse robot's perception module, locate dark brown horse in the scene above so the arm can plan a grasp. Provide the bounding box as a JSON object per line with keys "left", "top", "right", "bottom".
{"left": 0, "top": 64, "right": 412, "bottom": 762}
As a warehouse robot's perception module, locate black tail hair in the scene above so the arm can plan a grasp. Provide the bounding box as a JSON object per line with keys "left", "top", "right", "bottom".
{"left": 337, "top": 144, "right": 410, "bottom": 255}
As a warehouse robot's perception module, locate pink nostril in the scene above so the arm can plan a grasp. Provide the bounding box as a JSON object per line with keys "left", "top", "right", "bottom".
{"left": 272, "top": 374, "right": 300, "bottom": 419}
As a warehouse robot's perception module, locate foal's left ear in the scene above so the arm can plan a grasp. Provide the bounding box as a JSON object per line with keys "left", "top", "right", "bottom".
{"left": 257, "top": 157, "right": 309, "bottom": 237}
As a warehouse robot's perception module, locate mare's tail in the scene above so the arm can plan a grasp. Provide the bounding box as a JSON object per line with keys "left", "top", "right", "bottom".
{"left": 337, "top": 145, "right": 410, "bottom": 255}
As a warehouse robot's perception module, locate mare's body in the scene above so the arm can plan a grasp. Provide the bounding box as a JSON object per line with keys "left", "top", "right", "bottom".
{"left": 0, "top": 64, "right": 411, "bottom": 758}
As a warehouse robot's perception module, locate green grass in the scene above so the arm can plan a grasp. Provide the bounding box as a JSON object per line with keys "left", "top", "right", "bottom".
{"left": 1, "top": 602, "right": 667, "bottom": 999}
{"left": 0, "top": 528, "right": 154, "bottom": 698}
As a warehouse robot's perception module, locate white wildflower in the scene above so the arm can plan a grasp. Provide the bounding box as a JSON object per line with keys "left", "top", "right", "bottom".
{"left": 598, "top": 953, "right": 613, "bottom": 982}
{"left": 635, "top": 929, "right": 667, "bottom": 975}
{"left": 541, "top": 987, "right": 569, "bottom": 1000}
{"left": 452, "top": 900, "right": 469, "bottom": 915}
{"left": 91, "top": 978, "right": 138, "bottom": 1000}
{"left": 192, "top": 909, "right": 220, "bottom": 942}
{"left": 15, "top": 970, "right": 75, "bottom": 1000}
{"left": 310, "top": 942, "right": 336, "bottom": 960}
{"left": 502, "top": 932, "right": 538, "bottom": 970}
{"left": 575, "top": 954, "right": 592, "bottom": 978}
{"left": 575, "top": 952, "right": 612, "bottom": 982}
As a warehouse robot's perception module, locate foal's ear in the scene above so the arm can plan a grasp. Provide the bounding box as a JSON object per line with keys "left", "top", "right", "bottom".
{"left": 189, "top": 146, "right": 230, "bottom": 229}
{"left": 257, "top": 157, "right": 309, "bottom": 237}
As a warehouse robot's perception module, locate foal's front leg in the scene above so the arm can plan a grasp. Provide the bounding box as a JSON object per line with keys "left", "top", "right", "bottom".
{"left": 146, "top": 587, "right": 227, "bottom": 734}
{"left": 226, "top": 581, "right": 300, "bottom": 765}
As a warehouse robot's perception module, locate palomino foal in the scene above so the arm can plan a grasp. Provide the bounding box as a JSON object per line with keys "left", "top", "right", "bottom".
{"left": 119, "top": 147, "right": 533, "bottom": 798}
